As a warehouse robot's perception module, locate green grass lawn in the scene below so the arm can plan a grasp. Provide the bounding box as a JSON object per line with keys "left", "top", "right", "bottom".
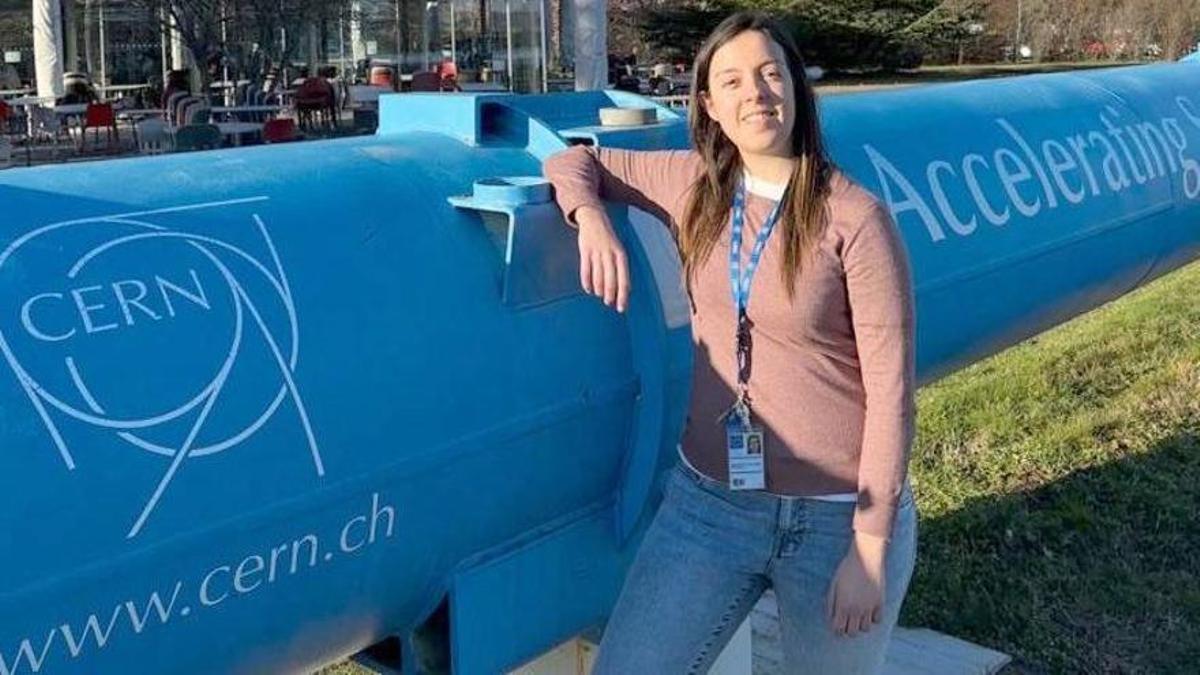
{"left": 903, "top": 260, "right": 1200, "bottom": 673}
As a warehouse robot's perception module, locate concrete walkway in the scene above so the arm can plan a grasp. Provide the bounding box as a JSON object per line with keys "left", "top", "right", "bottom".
{"left": 751, "top": 590, "right": 1012, "bottom": 675}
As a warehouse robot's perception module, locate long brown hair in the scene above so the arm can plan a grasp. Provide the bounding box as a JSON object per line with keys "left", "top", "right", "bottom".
{"left": 680, "top": 12, "right": 833, "bottom": 300}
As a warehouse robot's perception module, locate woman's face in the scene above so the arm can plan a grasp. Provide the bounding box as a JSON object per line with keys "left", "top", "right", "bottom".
{"left": 700, "top": 30, "right": 796, "bottom": 158}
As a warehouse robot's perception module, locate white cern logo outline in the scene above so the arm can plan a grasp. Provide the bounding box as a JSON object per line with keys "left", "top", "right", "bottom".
{"left": 0, "top": 197, "right": 323, "bottom": 539}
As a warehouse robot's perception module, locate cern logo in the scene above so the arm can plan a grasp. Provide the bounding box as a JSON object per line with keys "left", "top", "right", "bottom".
{"left": 0, "top": 198, "right": 323, "bottom": 539}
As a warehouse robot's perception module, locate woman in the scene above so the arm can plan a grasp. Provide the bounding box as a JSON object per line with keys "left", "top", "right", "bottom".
{"left": 542, "top": 11, "right": 917, "bottom": 674}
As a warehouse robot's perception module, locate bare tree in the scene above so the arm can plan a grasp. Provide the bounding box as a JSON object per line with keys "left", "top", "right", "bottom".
{"left": 125, "top": 0, "right": 350, "bottom": 88}
{"left": 976, "top": 0, "right": 1200, "bottom": 62}
{"left": 1155, "top": 0, "right": 1200, "bottom": 59}
{"left": 125, "top": 0, "right": 227, "bottom": 87}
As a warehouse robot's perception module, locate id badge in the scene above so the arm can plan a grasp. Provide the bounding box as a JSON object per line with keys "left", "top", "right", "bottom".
{"left": 725, "top": 418, "right": 765, "bottom": 491}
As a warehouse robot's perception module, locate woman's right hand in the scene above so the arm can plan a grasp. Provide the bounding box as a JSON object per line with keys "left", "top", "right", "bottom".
{"left": 575, "top": 205, "right": 630, "bottom": 313}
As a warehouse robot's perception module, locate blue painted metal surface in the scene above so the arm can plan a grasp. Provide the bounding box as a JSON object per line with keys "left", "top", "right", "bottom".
{"left": 824, "top": 61, "right": 1200, "bottom": 383}
{"left": 2, "top": 62, "right": 1200, "bottom": 674}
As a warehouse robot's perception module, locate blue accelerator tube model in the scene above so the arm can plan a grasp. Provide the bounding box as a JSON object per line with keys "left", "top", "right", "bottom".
{"left": 3, "top": 60, "right": 1200, "bottom": 674}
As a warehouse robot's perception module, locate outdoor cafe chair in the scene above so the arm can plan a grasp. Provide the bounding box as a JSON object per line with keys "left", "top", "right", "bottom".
{"left": 436, "top": 61, "right": 462, "bottom": 92}
{"left": 0, "top": 99, "right": 23, "bottom": 138}
{"left": 176, "top": 97, "right": 203, "bottom": 125}
{"left": 233, "top": 81, "right": 249, "bottom": 106}
{"left": 82, "top": 102, "right": 118, "bottom": 153}
{"left": 27, "top": 105, "right": 71, "bottom": 160}
{"left": 410, "top": 72, "right": 442, "bottom": 92}
{"left": 172, "top": 94, "right": 204, "bottom": 125}
{"left": 294, "top": 78, "right": 337, "bottom": 131}
{"left": 239, "top": 89, "right": 278, "bottom": 121}
{"left": 165, "top": 91, "right": 189, "bottom": 124}
{"left": 135, "top": 118, "right": 172, "bottom": 155}
{"left": 181, "top": 103, "right": 212, "bottom": 126}
{"left": 262, "top": 117, "right": 297, "bottom": 143}
{"left": 173, "top": 123, "right": 222, "bottom": 152}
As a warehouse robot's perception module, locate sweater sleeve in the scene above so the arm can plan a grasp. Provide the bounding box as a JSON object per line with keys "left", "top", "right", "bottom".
{"left": 541, "top": 145, "right": 700, "bottom": 228}
{"left": 843, "top": 200, "right": 917, "bottom": 540}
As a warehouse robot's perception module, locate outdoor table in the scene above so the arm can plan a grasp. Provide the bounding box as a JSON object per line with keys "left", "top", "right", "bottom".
{"left": 118, "top": 109, "right": 165, "bottom": 145}
{"left": 8, "top": 96, "right": 54, "bottom": 107}
{"left": 48, "top": 104, "right": 89, "bottom": 139}
{"left": 216, "top": 121, "right": 264, "bottom": 146}
{"left": 7, "top": 98, "right": 50, "bottom": 137}
{"left": 210, "top": 105, "right": 283, "bottom": 121}
{"left": 117, "top": 108, "right": 164, "bottom": 119}
{"left": 52, "top": 103, "right": 89, "bottom": 116}
{"left": 347, "top": 85, "right": 388, "bottom": 108}
{"left": 6, "top": 98, "right": 87, "bottom": 139}
{"left": 459, "top": 82, "right": 510, "bottom": 92}
{"left": 208, "top": 81, "right": 245, "bottom": 105}
{"left": 97, "top": 84, "right": 149, "bottom": 96}
{"left": 51, "top": 104, "right": 90, "bottom": 140}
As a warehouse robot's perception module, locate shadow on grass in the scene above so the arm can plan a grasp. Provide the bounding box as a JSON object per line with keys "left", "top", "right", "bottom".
{"left": 902, "top": 431, "right": 1200, "bottom": 673}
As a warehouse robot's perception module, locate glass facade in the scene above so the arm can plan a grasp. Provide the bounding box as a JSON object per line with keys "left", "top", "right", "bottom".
{"left": 0, "top": 0, "right": 35, "bottom": 86}
{"left": 0, "top": 0, "right": 553, "bottom": 93}
{"left": 340, "top": 0, "right": 546, "bottom": 91}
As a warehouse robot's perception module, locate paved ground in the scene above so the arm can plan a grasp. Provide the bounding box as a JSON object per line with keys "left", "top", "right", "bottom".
{"left": 750, "top": 590, "right": 1012, "bottom": 675}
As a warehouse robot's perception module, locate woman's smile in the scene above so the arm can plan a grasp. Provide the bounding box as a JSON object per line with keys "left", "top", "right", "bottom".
{"left": 741, "top": 109, "right": 779, "bottom": 122}
{"left": 741, "top": 108, "right": 782, "bottom": 131}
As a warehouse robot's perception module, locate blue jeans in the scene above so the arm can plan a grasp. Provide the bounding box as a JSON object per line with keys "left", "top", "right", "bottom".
{"left": 594, "top": 462, "right": 918, "bottom": 674}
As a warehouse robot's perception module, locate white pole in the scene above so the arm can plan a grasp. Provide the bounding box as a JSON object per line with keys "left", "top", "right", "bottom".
{"left": 98, "top": 1, "right": 107, "bottom": 87}
{"left": 393, "top": 0, "right": 401, "bottom": 69}
{"left": 505, "top": 0, "right": 512, "bottom": 91}
{"left": 572, "top": 0, "right": 606, "bottom": 90}
{"left": 32, "top": 0, "right": 65, "bottom": 100}
{"left": 350, "top": 1, "right": 365, "bottom": 65}
{"left": 450, "top": 1, "right": 456, "bottom": 67}
{"left": 1013, "top": 0, "right": 1022, "bottom": 63}
{"left": 538, "top": 0, "right": 547, "bottom": 91}
{"left": 281, "top": 25, "right": 288, "bottom": 82}
{"left": 220, "top": 0, "right": 230, "bottom": 104}
{"left": 159, "top": 6, "right": 167, "bottom": 84}
{"left": 339, "top": 15, "right": 346, "bottom": 75}
{"left": 84, "top": 0, "right": 93, "bottom": 75}
{"left": 169, "top": 11, "right": 186, "bottom": 71}
{"left": 422, "top": 2, "right": 430, "bottom": 70}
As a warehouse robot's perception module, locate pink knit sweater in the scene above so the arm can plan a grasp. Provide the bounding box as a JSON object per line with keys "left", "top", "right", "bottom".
{"left": 543, "top": 146, "right": 915, "bottom": 538}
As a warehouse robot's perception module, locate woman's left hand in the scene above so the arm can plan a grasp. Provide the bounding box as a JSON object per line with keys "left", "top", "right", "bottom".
{"left": 826, "top": 532, "right": 888, "bottom": 637}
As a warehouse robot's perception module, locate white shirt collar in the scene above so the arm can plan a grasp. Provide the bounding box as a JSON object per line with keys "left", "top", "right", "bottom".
{"left": 743, "top": 170, "right": 788, "bottom": 201}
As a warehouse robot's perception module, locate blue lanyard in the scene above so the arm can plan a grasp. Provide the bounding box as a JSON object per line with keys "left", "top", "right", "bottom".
{"left": 728, "top": 179, "right": 784, "bottom": 404}
{"left": 728, "top": 180, "right": 784, "bottom": 316}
